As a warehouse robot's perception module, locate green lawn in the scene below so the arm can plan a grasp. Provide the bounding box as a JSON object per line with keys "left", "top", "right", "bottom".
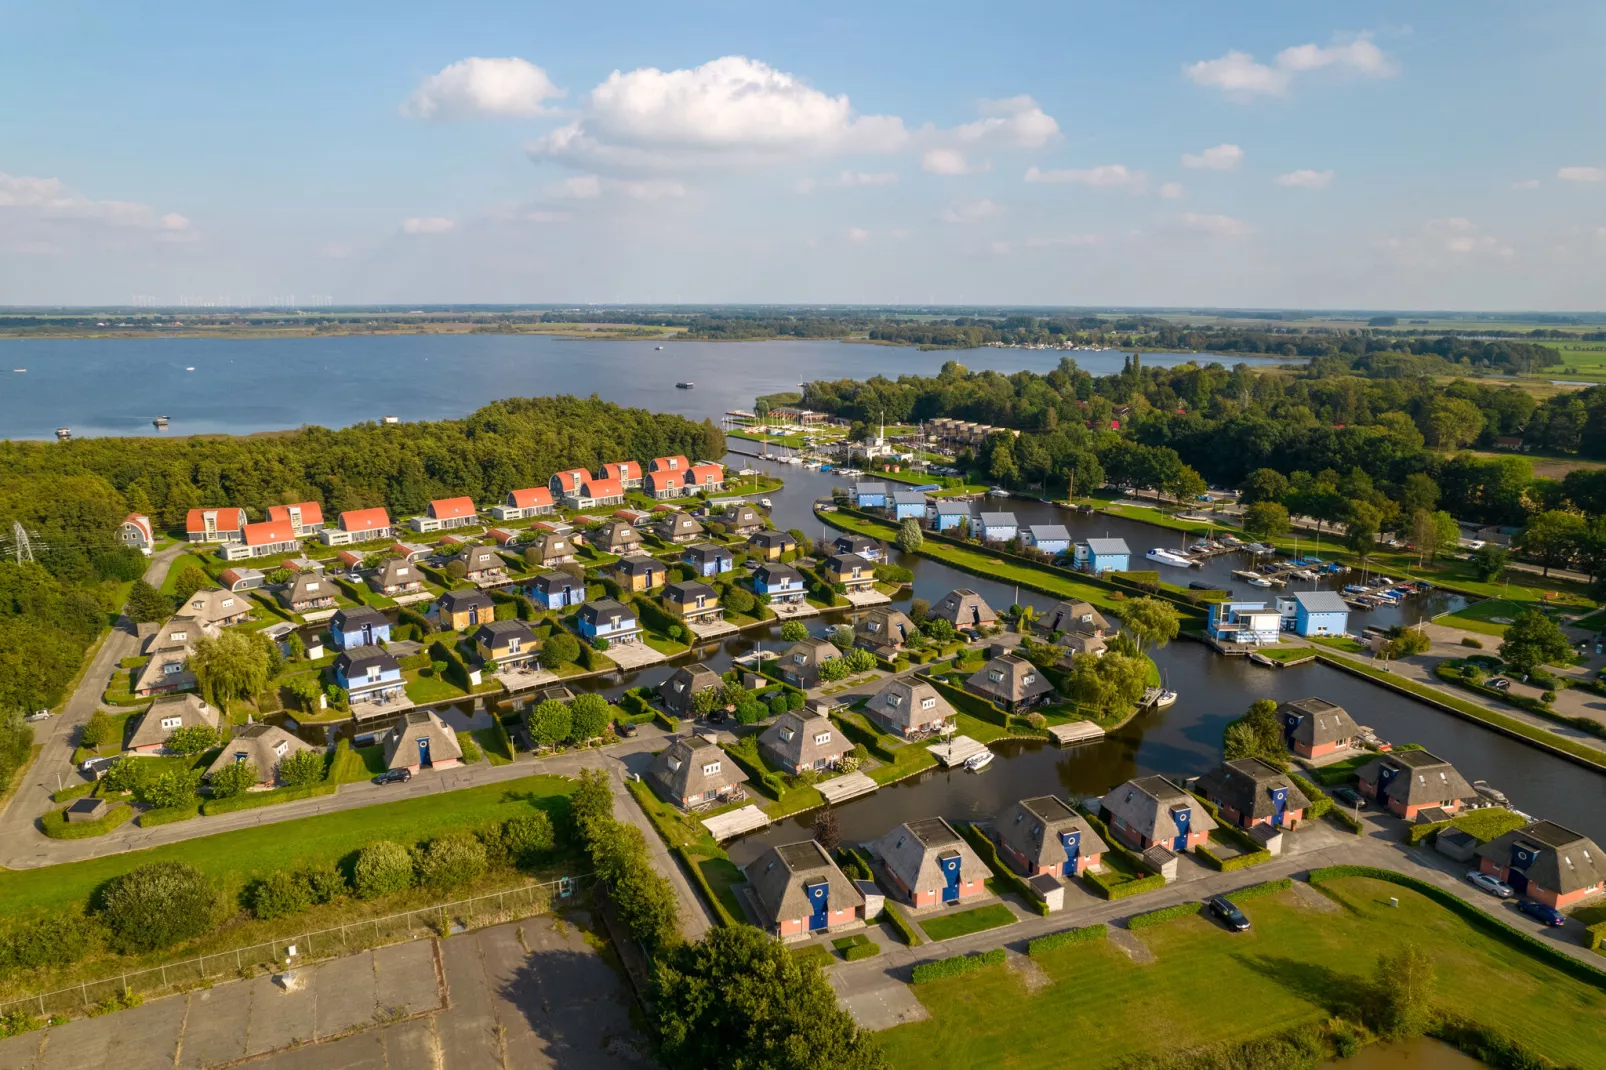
{"left": 919, "top": 903, "right": 1017, "bottom": 942}
{"left": 880, "top": 878, "right": 1606, "bottom": 1070}
{"left": 692, "top": 853, "right": 747, "bottom": 922}
{"left": 0, "top": 775, "right": 577, "bottom": 917}
{"left": 158, "top": 553, "right": 218, "bottom": 596}
{"left": 1256, "top": 646, "right": 1316, "bottom": 663}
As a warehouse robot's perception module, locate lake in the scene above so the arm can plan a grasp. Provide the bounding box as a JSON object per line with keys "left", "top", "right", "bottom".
{"left": 0, "top": 334, "right": 1286, "bottom": 441}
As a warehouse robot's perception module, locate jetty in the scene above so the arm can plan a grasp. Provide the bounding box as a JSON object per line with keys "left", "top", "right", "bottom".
{"left": 931, "top": 735, "right": 990, "bottom": 767}
{"left": 816, "top": 771, "right": 878, "bottom": 804}
{"left": 702, "top": 805, "right": 770, "bottom": 841}
{"left": 1048, "top": 721, "right": 1106, "bottom": 746}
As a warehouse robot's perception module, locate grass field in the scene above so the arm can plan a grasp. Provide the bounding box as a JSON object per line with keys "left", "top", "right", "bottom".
{"left": 879, "top": 877, "right": 1606, "bottom": 1069}
{"left": 0, "top": 775, "right": 577, "bottom": 917}
{"left": 919, "top": 903, "right": 1017, "bottom": 942}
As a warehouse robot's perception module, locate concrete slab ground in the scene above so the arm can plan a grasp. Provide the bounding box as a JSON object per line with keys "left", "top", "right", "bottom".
{"left": 687, "top": 619, "right": 739, "bottom": 640}
{"left": 827, "top": 967, "right": 929, "bottom": 1031}
{"left": 602, "top": 641, "right": 667, "bottom": 670}
{"left": 769, "top": 601, "right": 821, "bottom": 620}
{"left": 843, "top": 590, "right": 891, "bottom": 607}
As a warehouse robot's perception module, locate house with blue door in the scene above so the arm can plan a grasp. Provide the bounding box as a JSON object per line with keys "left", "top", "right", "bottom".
{"left": 853, "top": 481, "right": 888, "bottom": 509}
{"left": 1100, "top": 776, "right": 1217, "bottom": 854}
{"left": 749, "top": 839, "right": 867, "bottom": 941}
{"left": 333, "top": 646, "right": 406, "bottom": 707}
{"left": 528, "top": 572, "right": 587, "bottom": 612}
{"left": 1277, "top": 589, "right": 1351, "bottom": 637}
{"left": 873, "top": 817, "right": 990, "bottom": 908}
{"left": 381, "top": 710, "right": 463, "bottom": 774}
{"left": 1475, "top": 821, "right": 1606, "bottom": 910}
{"left": 931, "top": 501, "right": 973, "bottom": 532}
{"left": 1024, "top": 524, "right": 1072, "bottom": 556}
{"left": 1206, "top": 601, "right": 1283, "bottom": 646}
{"left": 978, "top": 512, "right": 1018, "bottom": 543}
{"left": 683, "top": 542, "right": 735, "bottom": 577}
{"left": 890, "top": 491, "right": 928, "bottom": 521}
{"left": 1196, "top": 758, "right": 1311, "bottom": 831}
{"left": 1073, "top": 537, "right": 1131, "bottom": 574}
{"left": 1356, "top": 749, "right": 1474, "bottom": 821}
{"left": 576, "top": 598, "right": 642, "bottom": 645}
{"left": 752, "top": 563, "right": 806, "bottom": 604}
{"left": 329, "top": 606, "right": 391, "bottom": 650}
{"left": 994, "top": 796, "right": 1109, "bottom": 879}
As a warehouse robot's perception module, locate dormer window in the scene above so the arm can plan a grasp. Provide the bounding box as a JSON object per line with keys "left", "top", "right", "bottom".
{"left": 792, "top": 654, "right": 806, "bottom": 665}
{"left": 160, "top": 716, "right": 183, "bottom": 730}
{"left": 989, "top": 670, "right": 1004, "bottom": 683}
{"left": 921, "top": 697, "right": 936, "bottom": 710}
{"left": 702, "top": 762, "right": 721, "bottom": 776}
{"left": 274, "top": 741, "right": 289, "bottom": 757}
{"left": 887, "top": 694, "right": 903, "bottom": 708}
{"left": 813, "top": 732, "right": 831, "bottom": 746}
{"left": 780, "top": 727, "right": 795, "bottom": 742}
{"left": 667, "top": 756, "right": 682, "bottom": 771}
{"left": 171, "top": 631, "right": 187, "bottom": 642}
{"left": 1023, "top": 673, "right": 1036, "bottom": 685}
{"left": 221, "top": 598, "right": 234, "bottom": 608}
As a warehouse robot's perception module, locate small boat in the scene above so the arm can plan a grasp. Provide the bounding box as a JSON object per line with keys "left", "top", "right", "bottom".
{"left": 987, "top": 487, "right": 1011, "bottom": 497}
{"left": 11, "top": 368, "right": 24, "bottom": 373}
{"left": 655, "top": 345, "right": 664, "bottom": 351}
{"left": 1344, "top": 584, "right": 1367, "bottom": 594}
{"left": 1232, "top": 569, "right": 1261, "bottom": 581}
{"left": 1247, "top": 576, "right": 1273, "bottom": 588}
{"left": 1249, "top": 651, "right": 1278, "bottom": 667}
{"left": 675, "top": 382, "right": 694, "bottom": 389}
{"left": 964, "top": 750, "right": 995, "bottom": 772}
{"left": 760, "top": 498, "right": 773, "bottom": 509}
{"left": 185, "top": 366, "right": 195, "bottom": 372}
{"left": 1290, "top": 569, "right": 1316, "bottom": 581}
{"left": 152, "top": 415, "right": 169, "bottom": 429}
{"left": 1153, "top": 690, "right": 1178, "bottom": 708}
{"left": 1146, "top": 548, "right": 1193, "bottom": 568}
{"left": 55, "top": 427, "right": 72, "bottom": 440}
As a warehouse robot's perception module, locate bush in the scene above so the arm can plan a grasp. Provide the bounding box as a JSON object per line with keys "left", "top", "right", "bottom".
{"left": 842, "top": 940, "right": 881, "bottom": 962}
{"left": 96, "top": 862, "right": 216, "bottom": 953}
{"left": 277, "top": 748, "right": 326, "bottom": 787}
{"left": 540, "top": 632, "right": 580, "bottom": 669}
{"left": 415, "top": 831, "right": 488, "bottom": 889}
{"left": 353, "top": 840, "right": 415, "bottom": 899}
{"left": 249, "top": 870, "right": 314, "bottom": 920}
{"left": 501, "top": 811, "right": 556, "bottom": 867}
{"left": 786, "top": 690, "right": 805, "bottom": 710}
{"left": 1461, "top": 637, "right": 1484, "bottom": 648}
{"left": 1225, "top": 877, "right": 1293, "bottom": 902}
{"left": 1127, "top": 901, "right": 1203, "bottom": 929}
{"left": 79, "top": 711, "right": 114, "bottom": 750}
{"left": 1, "top": 910, "right": 102, "bottom": 969}
{"left": 164, "top": 724, "right": 219, "bottom": 755}
{"left": 779, "top": 620, "right": 808, "bottom": 642}
{"left": 304, "top": 860, "right": 348, "bottom": 903}
{"left": 723, "top": 586, "right": 756, "bottom": 615}
{"left": 910, "top": 948, "right": 1005, "bottom": 984}
{"left": 569, "top": 693, "right": 611, "bottom": 744}
{"left": 766, "top": 693, "right": 787, "bottom": 717}
{"left": 1028, "top": 924, "right": 1107, "bottom": 956}
{"left": 140, "top": 768, "right": 202, "bottom": 810}
{"left": 882, "top": 903, "right": 923, "bottom": 946}
{"left": 208, "top": 759, "right": 258, "bottom": 799}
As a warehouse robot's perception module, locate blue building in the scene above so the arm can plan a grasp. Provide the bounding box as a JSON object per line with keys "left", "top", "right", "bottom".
{"left": 978, "top": 512, "right": 1018, "bottom": 543}
{"left": 1207, "top": 601, "right": 1283, "bottom": 646}
{"left": 854, "top": 481, "right": 888, "bottom": 509}
{"left": 576, "top": 598, "right": 642, "bottom": 644}
{"left": 890, "top": 491, "right": 928, "bottom": 522}
{"left": 931, "top": 501, "right": 973, "bottom": 532}
{"left": 752, "top": 563, "right": 806, "bottom": 603}
{"left": 333, "top": 646, "right": 405, "bottom": 705}
{"left": 1281, "top": 590, "right": 1351, "bottom": 637}
{"left": 1073, "top": 537, "right": 1131, "bottom": 574}
{"left": 683, "top": 542, "right": 735, "bottom": 577}
{"left": 329, "top": 606, "right": 390, "bottom": 650}
{"left": 1025, "top": 524, "right": 1071, "bottom": 556}
{"left": 529, "top": 572, "right": 587, "bottom": 611}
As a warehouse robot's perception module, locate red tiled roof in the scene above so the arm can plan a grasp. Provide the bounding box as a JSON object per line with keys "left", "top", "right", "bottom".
{"left": 268, "top": 501, "right": 324, "bottom": 527}
{"left": 123, "top": 513, "right": 152, "bottom": 539}
{"left": 601, "top": 461, "right": 642, "bottom": 482}
{"left": 580, "top": 477, "right": 624, "bottom": 499}
{"left": 339, "top": 507, "right": 391, "bottom": 532}
{"left": 428, "top": 497, "right": 476, "bottom": 519}
{"left": 242, "top": 519, "right": 298, "bottom": 547}
{"left": 552, "top": 469, "right": 588, "bottom": 493}
{"left": 649, "top": 455, "right": 689, "bottom": 474}
{"left": 686, "top": 463, "right": 724, "bottom": 485}
{"left": 509, "top": 487, "right": 554, "bottom": 509}
{"left": 185, "top": 507, "right": 246, "bottom": 533}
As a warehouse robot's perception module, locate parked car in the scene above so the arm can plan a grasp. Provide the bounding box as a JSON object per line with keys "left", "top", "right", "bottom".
{"left": 25, "top": 709, "right": 52, "bottom": 722}
{"left": 1516, "top": 899, "right": 1566, "bottom": 927}
{"left": 1208, "top": 896, "right": 1251, "bottom": 932}
{"left": 80, "top": 756, "right": 118, "bottom": 778}
{"left": 1331, "top": 787, "right": 1365, "bottom": 809}
{"left": 1466, "top": 871, "right": 1513, "bottom": 898}
{"left": 615, "top": 720, "right": 638, "bottom": 737}
{"left": 374, "top": 768, "right": 412, "bottom": 786}
{"left": 1489, "top": 678, "right": 1512, "bottom": 691}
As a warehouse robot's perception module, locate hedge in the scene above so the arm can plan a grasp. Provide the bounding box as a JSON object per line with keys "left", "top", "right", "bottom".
{"left": 1028, "top": 924, "right": 1107, "bottom": 956}
{"left": 1225, "top": 877, "right": 1292, "bottom": 903}
{"left": 139, "top": 800, "right": 203, "bottom": 826}
{"left": 398, "top": 651, "right": 433, "bottom": 672}
{"left": 201, "top": 781, "right": 336, "bottom": 815}
{"left": 928, "top": 678, "right": 1008, "bottom": 728}
{"left": 675, "top": 846, "right": 737, "bottom": 926}
{"left": 1287, "top": 771, "right": 1332, "bottom": 818}
{"left": 725, "top": 740, "right": 787, "bottom": 799}
{"left": 51, "top": 779, "right": 98, "bottom": 804}
{"left": 842, "top": 940, "right": 881, "bottom": 962}
{"left": 653, "top": 709, "right": 681, "bottom": 733}
{"left": 832, "top": 712, "right": 899, "bottom": 764}
{"left": 40, "top": 803, "right": 133, "bottom": 839}
{"left": 1075, "top": 806, "right": 1168, "bottom": 900}
{"left": 1307, "top": 866, "right": 1606, "bottom": 984}
{"left": 955, "top": 822, "right": 1049, "bottom": 916}
{"left": 882, "top": 902, "right": 923, "bottom": 946}
{"left": 910, "top": 947, "right": 1005, "bottom": 984}
{"left": 1126, "top": 901, "right": 1203, "bottom": 929}
{"left": 1587, "top": 918, "right": 1606, "bottom": 953}
{"left": 1196, "top": 834, "right": 1272, "bottom": 873}
{"left": 1327, "top": 807, "right": 1365, "bottom": 835}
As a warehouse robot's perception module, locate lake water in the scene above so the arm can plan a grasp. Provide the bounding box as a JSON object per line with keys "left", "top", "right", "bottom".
{"left": 0, "top": 334, "right": 1286, "bottom": 441}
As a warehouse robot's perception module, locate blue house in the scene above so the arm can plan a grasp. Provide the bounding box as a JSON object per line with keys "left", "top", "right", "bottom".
{"left": 854, "top": 482, "right": 888, "bottom": 509}
{"left": 932, "top": 501, "right": 973, "bottom": 532}
{"left": 890, "top": 491, "right": 928, "bottom": 522}
{"left": 752, "top": 563, "right": 806, "bottom": 603}
{"left": 683, "top": 542, "right": 735, "bottom": 577}
{"left": 576, "top": 598, "right": 642, "bottom": 644}
{"left": 329, "top": 606, "right": 390, "bottom": 650}
{"left": 529, "top": 572, "right": 587, "bottom": 611}
{"left": 1281, "top": 590, "right": 1351, "bottom": 637}
{"left": 978, "top": 512, "right": 1018, "bottom": 543}
{"left": 1025, "top": 524, "right": 1071, "bottom": 556}
{"left": 1207, "top": 601, "right": 1283, "bottom": 646}
{"left": 1073, "top": 538, "right": 1131, "bottom": 574}
{"left": 333, "top": 646, "right": 405, "bottom": 705}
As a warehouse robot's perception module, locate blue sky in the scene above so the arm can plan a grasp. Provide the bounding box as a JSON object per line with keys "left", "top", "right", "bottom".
{"left": 2, "top": 0, "right": 1602, "bottom": 308}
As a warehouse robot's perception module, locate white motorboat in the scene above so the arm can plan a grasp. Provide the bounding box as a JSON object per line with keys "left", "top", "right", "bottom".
{"left": 1290, "top": 569, "right": 1316, "bottom": 581}
{"left": 1249, "top": 651, "right": 1278, "bottom": 668}
{"left": 1153, "top": 690, "right": 1178, "bottom": 708}
{"left": 964, "top": 749, "right": 995, "bottom": 772}
{"left": 655, "top": 345, "right": 664, "bottom": 350}
{"left": 1146, "top": 548, "right": 1193, "bottom": 568}
{"left": 987, "top": 486, "right": 1011, "bottom": 497}
{"left": 760, "top": 498, "right": 773, "bottom": 509}
{"left": 185, "top": 366, "right": 196, "bottom": 372}
{"left": 1247, "top": 576, "right": 1273, "bottom": 588}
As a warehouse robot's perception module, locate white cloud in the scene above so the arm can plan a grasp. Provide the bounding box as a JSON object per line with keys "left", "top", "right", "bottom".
{"left": 793, "top": 177, "right": 816, "bottom": 195}
{"left": 402, "top": 217, "right": 455, "bottom": 234}
{"left": 948, "top": 95, "right": 1060, "bottom": 150}
{"left": 1024, "top": 164, "right": 1145, "bottom": 189}
{"left": 940, "top": 197, "right": 1003, "bottom": 224}
{"left": 548, "top": 174, "right": 603, "bottom": 199}
{"left": 846, "top": 227, "right": 870, "bottom": 243}
{"left": 835, "top": 170, "right": 899, "bottom": 187}
{"left": 1275, "top": 169, "right": 1335, "bottom": 188}
{"left": 1024, "top": 234, "right": 1100, "bottom": 248}
{"left": 525, "top": 210, "right": 571, "bottom": 223}
{"left": 1181, "top": 143, "right": 1243, "bottom": 171}
{"left": 401, "top": 57, "right": 565, "bottom": 119}
{"left": 0, "top": 172, "right": 190, "bottom": 230}
{"left": 1511, "top": 179, "right": 1541, "bottom": 190}
{"left": 1158, "top": 181, "right": 1186, "bottom": 199}
{"left": 541, "top": 174, "right": 683, "bottom": 201}
{"left": 614, "top": 178, "right": 686, "bottom": 200}
{"left": 1180, "top": 212, "right": 1252, "bottom": 236}
{"left": 1186, "top": 34, "right": 1396, "bottom": 100}
{"left": 923, "top": 149, "right": 988, "bottom": 175}
{"left": 1425, "top": 217, "right": 1511, "bottom": 256}
{"left": 1558, "top": 166, "right": 1605, "bottom": 183}
{"left": 990, "top": 241, "right": 1013, "bottom": 256}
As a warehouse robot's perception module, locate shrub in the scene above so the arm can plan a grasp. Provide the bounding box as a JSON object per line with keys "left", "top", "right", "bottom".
{"left": 97, "top": 862, "right": 216, "bottom": 953}
{"left": 528, "top": 699, "right": 573, "bottom": 748}
{"left": 501, "top": 811, "right": 556, "bottom": 867}
{"left": 1127, "top": 901, "right": 1203, "bottom": 929}
{"left": 1, "top": 910, "right": 102, "bottom": 969}
{"left": 910, "top": 948, "right": 1005, "bottom": 983}
{"left": 734, "top": 699, "right": 766, "bottom": 725}
{"left": 1225, "top": 877, "right": 1293, "bottom": 903}
{"left": 79, "top": 711, "right": 114, "bottom": 750}
{"left": 843, "top": 940, "right": 880, "bottom": 962}
{"left": 1028, "top": 924, "right": 1107, "bottom": 956}
{"left": 569, "top": 693, "right": 611, "bottom": 744}
{"left": 164, "top": 724, "right": 219, "bottom": 755}
{"left": 1025, "top": 711, "right": 1047, "bottom": 729}
{"left": 1288, "top": 772, "right": 1331, "bottom": 818}
{"left": 1461, "top": 636, "right": 1484, "bottom": 648}
{"left": 276, "top": 748, "right": 326, "bottom": 787}
{"left": 779, "top": 620, "right": 808, "bottom": 642}
{"left": 98, "top": 756, "right": 149, "bottom": 795}
{"left": 1542, "top": 690, "right": 1557, "bottom": 704}
{"left": 303, "top": 860, "right": 348, "bottom": 903}
{"left": 0, "top": 1010, "right": 43, "bottom": 1039}
{"left": 140, "top": 768, "right": 201, "bottom": 810}
{"left": 766, "top": 693, "right": 788, "bottom": 717}
{"left": 249, "top": 870, "right": 314, "bottom": 920}
{"left": 353, "top": 840, "right": 415, "bottom": 899}
{"left": 786, "top": 690, "right": 805, "bottom": 710}
{"left": 415, "top": 831, "right": 487, "bottom": 889}
{"left": 882, "top": 903, "right": 922, "bottom": 946}
{"left": 540, "top": 632, "right": 580, "bottom": 669}
{"left": 208, "top": 759, "right": 258, "bottom": 799}
{"left": 723, "top": 586, "right": 756, "bottom": 615}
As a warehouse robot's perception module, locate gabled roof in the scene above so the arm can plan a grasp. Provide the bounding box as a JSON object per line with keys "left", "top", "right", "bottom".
{"left": 1044, "top": 600, "right": 1109, "bottom": 633}
{"left": 1357, "top": 749, "right": 1475, "bottom": 806}
{"left": 967, "top": 654, "right": 1053, "bottom": 704}
{"left": 185, "top": 507, "right": 246, "bottom": 533}
{"left": 283, "top": 571, "right": 332, "bottom": 604}
{"left": 1101, "top": 776, "right": 1218, "bottom": 842}
{"left": 534, "top": 533, "right": 573, "bottom": 557}
{"left": 438, "top": 589, "right": 495, "bottom": 612}
{"left": 530, "top": 571, "right": 584, "bottom": 594}
{"left": 1278, "top": 697, "right": 1359, "bottom": 747}
{"left": 267, "top": 501, "right": 324, "bottom": 527}
{"left": 874, "top": 817, "right": 989, "bottom": 894}
{"left": 372, "top": 557, "right": 419, "bottom": 587}
{"left": 650, "top": 735, "right": 747, "bottom": 799}
{"left": 833, "top": 533, "right": 877, "bottom": 553}
{"left": 1475, "top": 821, "right": 1606, "bottom": 895}
{"left": 659, "top": 512, "right": 704, "bottom": 536}
{"left": 1028, "top": 524, "right": 1071, "bottom": 543}
{"left": 507, "top": 487, "right": 554, "bottom": 509}
{"left": 825, "top": 552, "right": 873, "bottom": 575}
{"left": 749, "top": 840, "right": 864, "bottom": 926}
{"left": 427, "top": 497, "right": 476, "bottom": 519}
{"left": 455, "top": 545, "right": 503, "bottom": 572}
{"left": 759, "top": 711, "right": 842, "bottom": 769}
{"left": 683, "top": 542, "right": 731, "bottom": 563}
{"left": 995, "top": 796, "right": 1109, "bottom": 871}
{"left": 748, "top": 529, "right": 797, "bottom": 548}
{"left": 853, "top": 482, "right": 888, "bottom": 496}
{"left": 1082, "top": 537, "right": 1130, "bottom": 556}
{"left": 1293, "top": 589, "right": 1351, "bottom": 614}
{"left": 724, "top": 505, "right": 763, "bottom": 526}
{"left": 1195, "top": 757, "right": 1312, "bottom": 821}
{"left": 243, "top": 519, "right": 298, "bottom": 547}
{"left": 934, "top": 501, "right": 974, "bottom": 516}
{"left": 596, "top": 520, "right": 641, "bottom": 546}
{"left": 339, "top": 507, "right": 392, "bottom": 533}
{"left": 890, "top": 491, "right": 928, "bottom": 506}
{"left": 382, "top": 710, "right": 463, "bottom": 770}
{"left": 864, "top": 678, "right": 953, "bottom": 731}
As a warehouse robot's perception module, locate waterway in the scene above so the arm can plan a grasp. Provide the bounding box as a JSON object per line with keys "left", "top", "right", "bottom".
{"left": 0, "top": 335, "right": 1287, "bottom": 441}
{"left": 1319, "top": 1038, "right": 1489, "bottom": 1070}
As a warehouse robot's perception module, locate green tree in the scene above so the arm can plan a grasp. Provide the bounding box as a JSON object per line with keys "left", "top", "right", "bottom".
{"left": 250, "top": 871, "right": 313, "bottom": 920}
{"left": 140, "top": 768, "right": 201, "bottom": 810}
{"left": 779, "top": 620, "right": 809, "bottom": 643}
{"left": 896, "top": 518, "right": 924, "bottom": 553}
{"left": 1519, "top": 510, "right": 1586, "bottom": 577}
{"left": 79, "top": 710, "right": 114, "bottom": 750}
{"left": 722, "top": 586, "right": 756, "bottom": 615}
{"left": 125, "top": 581, "right": 171, "bottom": 624}
{"left": 1472, "top": 543, "right": 1508, "bottom": 581}
{"left": 1419, "top": 396, "right": 1487, "bottom": 449}
{"left": 1239, "top": 468, "right": 1289, "bottom": 505}
{"left": 1222, "top": 699, "right": 1287, "bottom": 767}
{"left": 163, "top": 724, "right": 219, "bottom": 755}
{"left": 353, "top": 840, "right": 415, "bottom": 899}
{"left": 1499, "top": 610, "right": 1574, "bottom": 675}
{"left": 502, "top": 811, "right": 556, "bottom": 866}
{"left": 652, "top": 924, "right": 887, "bottom": 1070}
{"left": 1164, "top": 464, "right": 1208, "bottom": 509}
{"left": 284, "top": 674, "right": 322, "bottom": 713}
{"left": 415, "top": 831, "right": 488, "bottom": 889}
{"left": 1242, "top": 501, "right": 1291, "bottom": 540}
{"left": 208, "top": 759, "right": 258, "bottom": 798}
{"left": 276, "top": 748, "right": 326, "bottom": 787}
{"left": 97, "top": 861, "right": 216, "bottom": 953}
{"left": 569, "top": 693, "right": 611, "bottom": 743}
{"left": 170, "top": 565, "right": 211, "bottom": 606}
{"left": 1120, "top": 596, "right": 1178, "bottom": 655}
{"left": 1398, "top": 472, "right": 1440, "bottom": 518}
{"left": 539, "top": 632, "right": 580, "bottom": 670}
{"left": 528, "top": 699, "right": 573, "bottom": 747}
{"left": 1368, "top": 944, "right": 1435, "bottom": 1039}
{"left": 190, "top": 629, "right": 274, "bottom": 712}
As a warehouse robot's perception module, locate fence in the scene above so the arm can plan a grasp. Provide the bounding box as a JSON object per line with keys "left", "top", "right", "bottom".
{"left": 0, "top": 874, "right": 590, "bottom": 1023}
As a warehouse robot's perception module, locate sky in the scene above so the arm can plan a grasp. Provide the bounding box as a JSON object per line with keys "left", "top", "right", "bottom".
{"left": 2, "top": 0, "right": 1603, "bottom": 309}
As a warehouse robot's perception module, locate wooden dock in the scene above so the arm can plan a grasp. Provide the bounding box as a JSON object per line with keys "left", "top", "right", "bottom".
{"left": 816, "top": 771, "right": 878, "bottom": 804}
{"left": 1048, "top": 722, "right": 1106, "bottom": 747}
{"left": 930, "top": 735, "right": 990, "bottom": 767}
{"left": 702, "top": 805, "right": 771, "bottom": 841}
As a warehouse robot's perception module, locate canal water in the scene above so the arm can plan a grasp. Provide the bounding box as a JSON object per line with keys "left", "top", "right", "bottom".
{"left": 1319, "top": 1038, "right": 1489, "bottom": 1070}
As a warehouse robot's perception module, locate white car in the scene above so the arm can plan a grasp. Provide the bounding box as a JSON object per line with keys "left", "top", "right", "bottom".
{"left": 1466, "top": 870, "right": 1513, "bottom": 898}
{"left": 25, "top": 709, "right": 52, "bottom": 722}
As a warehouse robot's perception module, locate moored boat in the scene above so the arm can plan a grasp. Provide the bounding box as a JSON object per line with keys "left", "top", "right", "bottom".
{"left": 1146, "top": 547, "right": 1194, "bottom": 568}
{"left": 964, "top": 750, "right": 995, "bottom": 772}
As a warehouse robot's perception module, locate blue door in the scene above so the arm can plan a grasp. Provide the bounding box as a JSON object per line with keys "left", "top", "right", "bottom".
{"left": 1376, "top": 765, "right": 1399, "bottom": 810}
{"left": 1508, "top": 843, "right": 1536, "bottom": 896}
{"left": 468, "top": 606, "right": 481, "bottom": 627}
{"left": 361, "top": 622, "right": 374, "bottom": 646}
{"left": 1172, "top": 807, "right": 1192, "bottom": 852}
{"left": 418, "top": 737, "right": 432, "bottom": 768}
{"left": 1270, "top": 786, "right": 1289, "bottom": 828}
{"left": 806, "top": 881, "right": 829, "bottom": 930}
{"left": 940, "top": 855, "right": 961, "bottom": 903}
{"left": 1060, "top": 830, "right": 1081, "bottom": 877}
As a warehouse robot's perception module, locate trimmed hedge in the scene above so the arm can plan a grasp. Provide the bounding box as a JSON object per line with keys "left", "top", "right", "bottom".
{"left": 429, "top": 639, "right": 472, "bottom": 690}
{"left": 1127, "top": 901, "right": 1203, "bottom": 929}
{"left": 1225, "top": 877, "right": 1292, "bottom": 903}
{"left": 910, "top": 947, "right": 1005, "bottom": 984}
{"left": 1327, "top": 807, "right": 1365, "bottom": 835}
{"left": 200, "top": 781, "right": 336, "bottom": 815}
{"left": 1196, "top": 832, "right": 1272, "bottom": 873}
{"left": 139, "top": 801, "right": 202, "bottom": 827}
{"left": 1028, "top": 923, "right": 1107, "bottom": 956}
{"left": 1075, "top": 806, "right": 1168, "bottom": 900}
{"left": 1307, "top": 866, "right": 1606, "bottom": 984}
{"left": 1287, "top": 771, "right": 1332, "bottom": 818}
{"left": 725, "top": 740, "right": 787, "bottom": 799}
{"left": 955, "top": 822, "right": 1049, "bottom": 916}
{"left": 882, "top": 902, "right": 923, "bottom": 947}
{"left": 928, "top": 677, "right": 1008, "bottom": 728}
{"left": 843, "top": 940, "right": 881, "bottom": 962}
{"left": 675, "top": 846, "right": 737, "bottom": 926}
{"left": 40, "top": 803, "right": 133, "bottom": 839}
{"left": 653, "top": 709, "right": 681, "bottom": 733}
{"left": 832, "top": 713, "right": 898, "bottom": 764}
